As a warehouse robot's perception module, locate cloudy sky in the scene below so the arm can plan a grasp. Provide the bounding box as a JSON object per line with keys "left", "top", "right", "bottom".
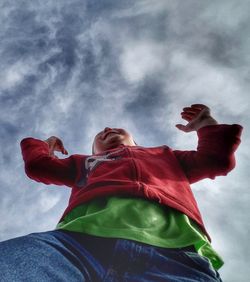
{"left": 0, "top": 0, "right": 249, "bottom": 280}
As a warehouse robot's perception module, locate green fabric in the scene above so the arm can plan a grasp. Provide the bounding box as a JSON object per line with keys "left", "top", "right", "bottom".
{"left": 56, "top": 196, "right": 223, "bottom": 270}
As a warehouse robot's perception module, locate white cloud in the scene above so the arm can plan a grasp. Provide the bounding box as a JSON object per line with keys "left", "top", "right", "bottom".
{"left": 120, "top": 40, "right": 165, "bottom": 83}
{"left": 0, "top": 1, "right": 249, "bottom": 280}
{"left": 38, "top": 191, "right": 61, "bottom": 212}
{"left": 0, "top": 60, "right": 33, "bottom": 90}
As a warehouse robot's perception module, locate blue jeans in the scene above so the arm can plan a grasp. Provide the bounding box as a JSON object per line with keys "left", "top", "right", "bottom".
{"left": 0, "top": 230, "right": 222, "bottom": 281}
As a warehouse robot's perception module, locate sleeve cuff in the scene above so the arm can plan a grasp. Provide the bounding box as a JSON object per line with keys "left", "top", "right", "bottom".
{"left": 20, "top": 137, "right": 49, "bottom": 150}
{"left": 197, "top": 124, "right": 243, "bottom": 137}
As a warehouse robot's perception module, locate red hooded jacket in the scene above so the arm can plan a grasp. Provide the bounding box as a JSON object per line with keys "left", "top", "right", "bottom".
{"left": 20, "top": 124, "right": 242, "bottom": 241}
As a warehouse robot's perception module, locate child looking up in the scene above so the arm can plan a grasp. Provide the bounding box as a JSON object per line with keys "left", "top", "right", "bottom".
{"left": 0, "top": 104, "right": 242, "bottom": 281}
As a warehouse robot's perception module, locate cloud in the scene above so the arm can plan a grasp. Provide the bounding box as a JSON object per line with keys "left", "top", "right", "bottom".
{"left": 120, "top": 41, "right": 165, "bottom": 83}
{"left": 0, "top": 1, "right": 249, "bottom": 280}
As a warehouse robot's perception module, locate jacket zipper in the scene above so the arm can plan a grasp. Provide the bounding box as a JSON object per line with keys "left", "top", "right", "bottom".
{"left": 127, "top": 147, "right": 140, "bottom": 183}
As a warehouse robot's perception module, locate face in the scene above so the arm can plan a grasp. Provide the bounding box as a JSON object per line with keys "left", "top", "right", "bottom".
{"left": 92, "top": 127, "right": 136, "bottom": 154}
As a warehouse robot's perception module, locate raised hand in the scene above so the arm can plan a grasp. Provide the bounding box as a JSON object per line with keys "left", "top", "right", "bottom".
{"left": 44, "top": 136, "right": 68, "bottom": 158}
{"left": 175, "top": 104, "right": 218, "bottom": 132}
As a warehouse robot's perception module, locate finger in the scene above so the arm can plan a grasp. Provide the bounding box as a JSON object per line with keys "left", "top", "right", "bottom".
{"left": 59, "top": 140, "right": 68, "bottom": 154}
{"left": 194, "top": 107, "right": 211, "bottom": 119}
{"left": 61, "top": 148, "right": 68, "bottom": 155}
{"left": 55, "top": 141, "right": 68, "bottom": 155}
{"left": 182, "top": 107, "right": 200, "bottom": 113}
{"left": 54, "top": 144, "right": 68, "bottom": 155}
{"left": 48, "top": 137, "right": 67, "bottom": 155}
{"left": 54, "top": 139, "right": 65, "bottom": 152}
{"left": 191, "top": 104, "right": 209, "bottom": 110}
{"left": 55, "top": 147, "right": 68, "bottom": 154}
{"left": 49, "top": 144, "right": 56, "bottom": 155}
{"left": 175, "top": 124, "right": 187, "bottom": 132}
{"left": 181, "top": 116, "right": 192, "bottom": 122}
{"left": 182, "top": 110, "right": 197, "bottom": 115}
{"left": 56, "top": 138, "right": 63, "bottom": 147}
{"left": 181, "top": 112, "right": 195, "bottom": 121}
{"left": 182, "top": 110, "right": 200, "bottom": 117}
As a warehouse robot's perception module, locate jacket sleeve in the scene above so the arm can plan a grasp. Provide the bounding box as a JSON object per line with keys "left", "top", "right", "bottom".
{"left": 173, "top": 124, "right": 243, "bottom": 184}
{"left": 20, "top": 137, "right": 77, "bottom": 187}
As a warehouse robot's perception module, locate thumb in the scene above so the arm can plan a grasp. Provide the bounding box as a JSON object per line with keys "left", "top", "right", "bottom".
{"left": 175, "top": 124, "right": 188, "bottom": 132}
{"left": 48, "top": 144, "right": 56, "bottom": 156}
{"left": 61, "top": 147, "right": 68, "bottom": 155}
{"left": 54, "top": 139, "right": 68, "bottom": 155}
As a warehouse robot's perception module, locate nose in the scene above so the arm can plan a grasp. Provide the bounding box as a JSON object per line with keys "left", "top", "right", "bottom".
{"left": 104, "top": 127, "right": 112, "bottom": 132}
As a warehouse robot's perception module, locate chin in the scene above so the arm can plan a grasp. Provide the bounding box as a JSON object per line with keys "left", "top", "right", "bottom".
{"left": 105, "top": 140, "right": 123, "bottom": 149}
{"left": 108, "top": 142, "right": 122, "bottom": 149}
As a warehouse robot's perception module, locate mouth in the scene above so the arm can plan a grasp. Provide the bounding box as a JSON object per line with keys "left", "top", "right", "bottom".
{"left": 103, "top": 131, "right": 119, "bottom": 140}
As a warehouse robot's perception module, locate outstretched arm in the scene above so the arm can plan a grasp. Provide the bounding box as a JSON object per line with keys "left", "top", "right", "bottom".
{"left": 21, "top": 136, "right": 76, "bottom": 187}
{"left": 174, "top": 104, "right": 242, "bottom": 183}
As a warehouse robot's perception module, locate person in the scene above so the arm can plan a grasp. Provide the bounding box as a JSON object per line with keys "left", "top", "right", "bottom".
{"left": 0, "top": 104, "right": 242, "bottom": 281}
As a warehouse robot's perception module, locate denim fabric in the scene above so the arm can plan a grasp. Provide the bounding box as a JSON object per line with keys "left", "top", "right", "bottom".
{"left": 0, "top": 230, "right": 222, "bottom": 281}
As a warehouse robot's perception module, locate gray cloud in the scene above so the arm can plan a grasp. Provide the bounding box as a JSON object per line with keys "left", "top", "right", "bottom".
{"left": 0, "top": 1, "right": 249, "bottom": 280}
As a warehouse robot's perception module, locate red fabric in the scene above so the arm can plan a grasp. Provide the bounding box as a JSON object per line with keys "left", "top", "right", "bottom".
{"left": 20, "top": 124, "right": 242, "bottom": 242}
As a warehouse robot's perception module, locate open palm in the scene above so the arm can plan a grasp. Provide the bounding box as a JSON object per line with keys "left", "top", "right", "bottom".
{"left": 176, "top": 104, "right": 218, "bottom": 132}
